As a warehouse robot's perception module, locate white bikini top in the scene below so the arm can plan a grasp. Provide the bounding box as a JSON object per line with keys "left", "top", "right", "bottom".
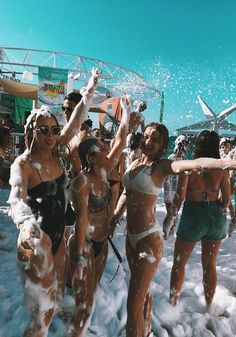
{"left": 123, "top": 159, "right": 161, "bottom": 196}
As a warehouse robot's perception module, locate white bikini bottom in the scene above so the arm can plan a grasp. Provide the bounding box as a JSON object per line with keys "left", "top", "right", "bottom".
{"left": 127, "top": 223, "right": 163, "bottom": 249}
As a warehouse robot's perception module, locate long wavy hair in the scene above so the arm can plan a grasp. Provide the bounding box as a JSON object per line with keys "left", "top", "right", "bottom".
{"left": 142, "top": 122, "right": 169, "bottom": 172}
{"left": 193, "top": 130, "right": 220, "bottom": 159}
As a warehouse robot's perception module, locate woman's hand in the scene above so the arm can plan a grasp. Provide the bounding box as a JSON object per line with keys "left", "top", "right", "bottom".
{"left": 85, "top": 68, "right": 101, "bottom": 96}
{"left": 163, "top": 213, "right": 176, "bottom": 240}
{"left": 120, "top": 96, "right": 132, "bottom": 129}
{"left": 109, "top": 217, "right": 120, "bottom": 238}
{"left": 18, "top": 221, "right": 42, "bottom": 251}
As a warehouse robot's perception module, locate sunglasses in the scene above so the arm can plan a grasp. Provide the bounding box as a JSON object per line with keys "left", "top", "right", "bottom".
{"left": 62, "top": 106, "right": 74, "bottom": 113}
{"left": 36, "top": 126, "right": 61, "bottom": 136}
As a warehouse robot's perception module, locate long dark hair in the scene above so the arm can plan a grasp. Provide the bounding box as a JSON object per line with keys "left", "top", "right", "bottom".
{"left": 143, "top": 122, "right": 169, "bottom": 172}
{"left": 193, "top": 130, "right": 220, "bottom": 159}
{"left": 78, "top": 136, "right": 98, "bottom": 170}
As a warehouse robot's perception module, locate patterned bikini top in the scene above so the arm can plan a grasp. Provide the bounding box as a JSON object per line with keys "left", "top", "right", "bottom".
{"left": 88, "top": 188, "right": 112, "bottom": 213}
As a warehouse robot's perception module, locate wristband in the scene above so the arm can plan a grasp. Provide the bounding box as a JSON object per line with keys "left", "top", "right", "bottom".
{"left": 75, "top": 255, "right": 85, "bottom": 263}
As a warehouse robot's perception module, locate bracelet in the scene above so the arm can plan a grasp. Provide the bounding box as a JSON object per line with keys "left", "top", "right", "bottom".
{"left": 75, "top": 255, "right": 85, "bottom": 263}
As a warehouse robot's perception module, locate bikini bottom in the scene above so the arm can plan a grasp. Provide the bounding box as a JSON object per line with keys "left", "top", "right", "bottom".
{"left": 127, "top": 223, "right": 163, "bottom": 249}
{"left": 89, "top": 238, "right": 108, "bottom": 257}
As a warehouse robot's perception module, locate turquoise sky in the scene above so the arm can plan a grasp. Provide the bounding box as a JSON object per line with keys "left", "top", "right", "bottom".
{"left": 1, "top": 0, "right": 236, "bottom": 134}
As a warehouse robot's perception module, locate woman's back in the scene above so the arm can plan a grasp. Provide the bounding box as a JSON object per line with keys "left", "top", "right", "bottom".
{"left": 188, "top": 169, "right": 224, "bottom": 191}
{"left": 185, "top": 168, "right": 230, "bottom": 204}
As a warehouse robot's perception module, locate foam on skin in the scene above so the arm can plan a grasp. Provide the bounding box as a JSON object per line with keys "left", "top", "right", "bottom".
{"left": 81, "top": 68, "right": 100, "bottom": 123}
{"left": 7, "top": 151, "right": 64, "bottom": 329}
{"left": 8, "top": 159, "right": 38, "bottom": 228}
{"left": 120, "top": 96, "right": 132, "bottom": 131}
{"left": 60, "top": 68, "right": 100, "bottom": 143}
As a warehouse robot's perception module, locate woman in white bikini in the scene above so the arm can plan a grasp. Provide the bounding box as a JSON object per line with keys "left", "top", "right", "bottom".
{"left": 66, "top": 97, "right": 131, "bottom": 337}
{"left": 113, "top": 122, "right": 236, "bottom": 337}
{"left": 7, "top": 69, "right": 99, "bottom": 337}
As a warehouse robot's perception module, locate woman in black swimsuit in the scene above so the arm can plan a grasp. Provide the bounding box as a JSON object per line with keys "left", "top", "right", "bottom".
{"left": 66, "top": 97, "right": 131, "bottom": 337}
{"left": 7, "top": 70, "right": 99, "bottom": 337}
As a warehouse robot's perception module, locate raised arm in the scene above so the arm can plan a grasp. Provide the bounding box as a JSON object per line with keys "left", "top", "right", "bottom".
{"left": 60, "top": 69, "right": 100, "bottom": 145}
{"left": 161, "top": 157, "right": 236, "bottom": 177}
{"left": 107, "top": 97, "right": 131, "bottom": 174}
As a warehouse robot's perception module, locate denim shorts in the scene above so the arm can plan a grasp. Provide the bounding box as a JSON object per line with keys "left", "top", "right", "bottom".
{"left": 177, "top": 200, "right": 226, "bottom": 242}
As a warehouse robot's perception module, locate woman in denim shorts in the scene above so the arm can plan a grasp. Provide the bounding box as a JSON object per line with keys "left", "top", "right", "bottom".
{"left": 168, "top": 130, "right": 231, "bottom": 311}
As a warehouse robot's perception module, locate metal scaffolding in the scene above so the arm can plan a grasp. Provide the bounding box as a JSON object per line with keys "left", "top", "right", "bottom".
{"left": 0, "top": 47, "right": 160, "bottom": 102}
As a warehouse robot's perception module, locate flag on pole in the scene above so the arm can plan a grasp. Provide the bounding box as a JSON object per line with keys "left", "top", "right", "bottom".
{"left": 159, "top": 91, "right": 164, "bottom": 123}
{"left": 38, "top": 66, "right": 68, "bottom": 125}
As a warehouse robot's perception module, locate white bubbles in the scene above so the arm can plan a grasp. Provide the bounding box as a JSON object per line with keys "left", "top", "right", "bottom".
{"left": 222, "top": 99, "right": 229, "bottom": 104}
{"left": 137, "top": 57, "right": 236, "bottom": 133}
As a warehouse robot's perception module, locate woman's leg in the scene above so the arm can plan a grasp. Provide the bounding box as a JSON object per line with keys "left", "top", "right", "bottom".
{"left": 126, "top": 232, "right": 163, "bottom": 337}
{"left": 169, "top": 237, "right": 195, "bottom": 306}
{"left": 143, "top": 291, "right": 153, "bottom": 337}
{"left": 201, "top": 239, "right": 221, "bottom": 310}
{"left": 64, "top": 227, "right": 74, "bottom": 287}
{"left": 53, "top": 238, "right": 67, "bottom": 303}
{"left": 94, "top": 240, "right": 109, "bottom": 288}
{"left": 67, "top": 237, "right": 95, "bottom": 337}
{"left": 18, "top": 232, "right": 58, "bottom": 337}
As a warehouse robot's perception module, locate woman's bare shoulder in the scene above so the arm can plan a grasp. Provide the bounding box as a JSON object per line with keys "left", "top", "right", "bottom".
{"left": 71, "top": 171, "right": 88, "bottom": 189}
{"left": 12, "top": 150, "right": 32, "bottom": 170}
{"left": 152, "top": 158, "right": 172, "bottom": 174}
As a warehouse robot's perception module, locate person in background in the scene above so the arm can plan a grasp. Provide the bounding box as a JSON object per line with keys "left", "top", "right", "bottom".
{"left": 167, "top": 130, "right": 231, "bottom": 311}
{"left": 113, "top": 124, "right": 236, "bottom": 337}
{"left": 1, "top": 114, "right": 15, "bottom": 131}
{"left": 0, "top": 125, "right": 12, "bottom": 188}
{"left": 63, "top": 92, "right": 83, "bottom": 123}
{"left": 66, "top": 97, "right": 131, "bottom": 337}
{"left": 227, "top": 137, "right": 236, "bottom": 236}
{"left": 62, "top": 92, "right": 83, "bottom": 177}
{"left": 163, "top": 134, "right": 190, "bottom": 239}
{"left": 125, "top": 132, "right": 143, "bottom": 168}
{"left": 129, "top": 101, "right": 146, "bottom": 134}
{"left": 219, "top": 137, "right": 232, "bottom": 158}
{"left": 7, "top": 69, "right": 99, "bottom": 337}
{"left": 219, "top": 137, "right": 235, "bottom": 236}
{"left": 93, "top": 127, "right": 104, "bottom": 141}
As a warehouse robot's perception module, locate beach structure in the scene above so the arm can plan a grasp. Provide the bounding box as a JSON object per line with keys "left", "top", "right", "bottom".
{"left": 177, "top": 96, "right": 236, "bottom": 137}
{"left": 0, "top": 46, "right": 160, "bottom": 106}
{"left": 0, "top": 47, "right": 160, "bottom": 152}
